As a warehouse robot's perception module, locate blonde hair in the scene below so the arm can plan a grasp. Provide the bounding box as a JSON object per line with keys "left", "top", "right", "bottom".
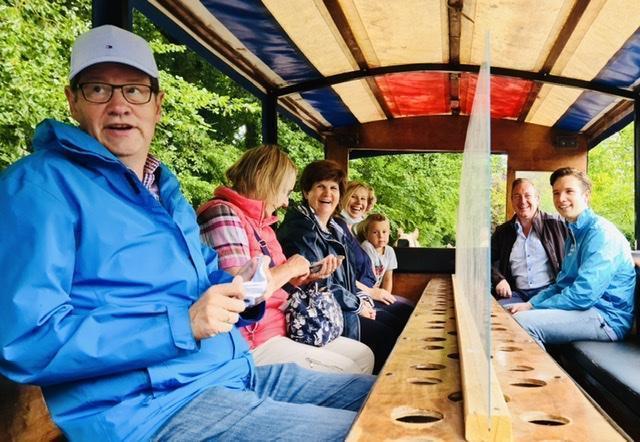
{"left": 226, "top": 145, "right": 297, "bottom": 205}
{"left": 340, "top": 181, "right": 373, "bottom": 212}
{"left": 356, "top": 213, "right": 389, "bottom": 242}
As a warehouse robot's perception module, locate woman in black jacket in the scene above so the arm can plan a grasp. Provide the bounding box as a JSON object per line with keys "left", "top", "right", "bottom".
{"left": 277, "top": 160, "right": 402, "bottom": 373}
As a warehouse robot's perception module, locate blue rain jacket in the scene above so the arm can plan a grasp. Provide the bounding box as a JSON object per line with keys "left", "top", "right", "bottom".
{"left": 530, "top": 208, "right": 635, "bottom": 339}
{"left": 0, "top": 120, "right": 262, "bottom": 441}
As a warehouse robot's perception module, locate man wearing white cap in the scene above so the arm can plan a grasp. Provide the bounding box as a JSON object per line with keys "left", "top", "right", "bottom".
{"left": 0, "top": 25, "right": 373, "bottom": 441}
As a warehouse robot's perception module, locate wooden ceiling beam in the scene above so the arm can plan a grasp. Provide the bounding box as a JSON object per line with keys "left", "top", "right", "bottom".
{"left": 322, "top": 0, "right": 394, "bottom": 119}
{"left": 584, "top": 100, "right": 634, "bottom": 147}
{"left": 519, "top": 0, "right": 590, "bottom": 122}
{"left": 448, "top": 0, "right": 462, "bottom": 116}
{"left": 277, "top": 62, "right": 635, "bottom": 99}
{"left": 330, "top": 115, "right": 587, "bottom": 171}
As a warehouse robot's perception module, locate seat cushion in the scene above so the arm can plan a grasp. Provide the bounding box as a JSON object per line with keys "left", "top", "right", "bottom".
{"left": 564, "top": 337, "right": 640, "bottom": 407}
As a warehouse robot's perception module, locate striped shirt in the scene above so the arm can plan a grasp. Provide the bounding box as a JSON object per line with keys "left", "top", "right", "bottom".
{"left": 142, "top": 154, "right": 161, "bottom": 200}
{"left": 199, "top": 203, "right": 252, "bottom": 270}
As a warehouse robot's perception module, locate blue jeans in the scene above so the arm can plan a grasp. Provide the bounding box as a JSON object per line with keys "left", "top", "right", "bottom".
{"left": 498, "top": 285, "right": 548, "bottom": 306}
{"left": 513, "top": 307, "right": 616, "bottom": 349}
{"left": 152, "top": 363, "right": 374, "bottom": 441}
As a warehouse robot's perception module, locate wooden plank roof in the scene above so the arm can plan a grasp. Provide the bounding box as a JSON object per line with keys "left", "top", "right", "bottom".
{"left": 135, "top": 0, "right": 640, "bottom": 148}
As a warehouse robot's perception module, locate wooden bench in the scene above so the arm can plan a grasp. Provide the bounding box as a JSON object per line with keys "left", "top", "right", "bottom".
{"left": 0, "top": 376, "right": 62, "bottom": 441}
{"left": 549, "top": 264, "right": 640, "bottom": 440}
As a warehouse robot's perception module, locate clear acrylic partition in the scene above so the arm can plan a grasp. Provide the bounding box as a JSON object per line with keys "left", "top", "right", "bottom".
{"left": 454, "top": 34, "right": 492, "bottom": 418}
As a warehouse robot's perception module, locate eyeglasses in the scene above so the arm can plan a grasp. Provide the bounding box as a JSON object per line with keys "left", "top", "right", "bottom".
{"left": 77, "top": 82, "right": 154, "bottom": 104}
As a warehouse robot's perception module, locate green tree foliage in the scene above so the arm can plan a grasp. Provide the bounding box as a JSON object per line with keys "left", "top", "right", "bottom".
{"left": 1, "top": 0, "right": 634, "bottom": 248}
{"left": 350, "top": 154, "right": 461, "bottom": 246}
{"left": 589, "top": 125, "right": 634, "bottom": 245}
{"left": 350, "top": 153, "right": 506, "bottom": 246}
{"left": 0, "top": 1, "right": 89, "bottom": 168}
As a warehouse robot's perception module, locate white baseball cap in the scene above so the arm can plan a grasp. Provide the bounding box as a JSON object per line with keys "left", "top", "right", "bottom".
{"left": 69, "top": 25, "right": 159, "bottom": 80}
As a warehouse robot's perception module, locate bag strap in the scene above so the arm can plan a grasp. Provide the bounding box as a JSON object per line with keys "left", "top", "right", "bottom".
{"left": 249, "top": 225, "right": 303, "bottom": 294}
{"left": 249, "top": 228, "right": 275, "bottom": 267}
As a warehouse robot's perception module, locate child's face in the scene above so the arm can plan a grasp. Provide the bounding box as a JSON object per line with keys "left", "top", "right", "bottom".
{"left": 367, "top": 220, "right": 390, "bottom": 249}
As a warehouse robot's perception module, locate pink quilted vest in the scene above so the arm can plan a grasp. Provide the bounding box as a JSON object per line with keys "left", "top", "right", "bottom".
{"left": 198, "top": 186, "right": 287, "bottom": 349}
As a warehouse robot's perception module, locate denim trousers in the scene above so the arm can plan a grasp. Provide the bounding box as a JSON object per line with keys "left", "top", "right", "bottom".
{"left": 152, "top": 363, "right": 375, "bottom": 441}
{"left": 513, "top": 307, "right": 616, "bottom": 349}
{"left": 498, "top": 285, "right": 548, "bottom": 306}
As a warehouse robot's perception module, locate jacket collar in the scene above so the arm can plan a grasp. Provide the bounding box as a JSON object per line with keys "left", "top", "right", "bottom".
{"left": 568, "top": 207, "right": 595, "bottom": 233}
{"left": 213, "top": 186, "right": 278, "bottom": 227}
{"left": 511, "top": 209, "right": 543, "bottom": 231}
{"left": 340, "top": 209, "right": 363, "bottom": 226}
{"left": 294, "top": 203, "right": 345, "bottom": 238}
{"left": 33, "top": 119, "right": 122, "bottom": 166}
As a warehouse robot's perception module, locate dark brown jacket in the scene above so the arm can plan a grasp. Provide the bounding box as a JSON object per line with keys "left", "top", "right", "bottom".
{"left": 490, "top": 210, "right": 568, "bottom": 293}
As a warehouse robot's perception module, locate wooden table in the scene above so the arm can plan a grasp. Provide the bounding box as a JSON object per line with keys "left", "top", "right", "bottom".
{"left": 348, "top": 276, "right": 628, "bottom": 441}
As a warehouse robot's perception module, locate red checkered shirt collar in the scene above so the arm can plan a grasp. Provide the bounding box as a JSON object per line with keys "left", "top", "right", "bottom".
{"left": 142, "top": 154, "right": 161, "bottom": 199}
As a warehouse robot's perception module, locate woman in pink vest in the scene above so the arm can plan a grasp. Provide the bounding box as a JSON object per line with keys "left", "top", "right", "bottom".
{"left": 197, "top": 145, "right": 374, "bottom": 374}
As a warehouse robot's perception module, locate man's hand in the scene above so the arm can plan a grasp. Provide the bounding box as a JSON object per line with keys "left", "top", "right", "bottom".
{"left": 495, "top": 279, "right": 512, "bottom": 298}
{"left": 189, "top": 276, "right": 246, "bottom": 340}
{"left": 369, "top": 287, "right": 396, "bottom": 305}
{"left": 507, "top": 302, "right": 532, "bottom": 314}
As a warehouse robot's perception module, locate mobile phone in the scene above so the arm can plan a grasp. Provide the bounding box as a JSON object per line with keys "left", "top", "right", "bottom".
{"left": 309, "top": 255, "right": 345, "bottom": 274}
{"left": 309, "top": 260, "right": 323, "bottom": 273}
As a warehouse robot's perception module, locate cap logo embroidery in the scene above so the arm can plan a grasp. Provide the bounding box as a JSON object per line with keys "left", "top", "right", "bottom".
{"left": 106, "top": 44, "right": 113, "bottom": 49}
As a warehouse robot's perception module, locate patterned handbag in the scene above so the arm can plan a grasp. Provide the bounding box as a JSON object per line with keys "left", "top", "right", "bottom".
{"left": 284, "top": 282, "right": 344, "bottom": 347}
{"left": 247, "top": 226, "right": 344, "bottom": 347}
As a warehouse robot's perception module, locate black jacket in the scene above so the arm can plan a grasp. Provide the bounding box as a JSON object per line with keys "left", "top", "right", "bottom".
{"left": 277, "top": 203, "right": 362, "bottom": 340}
{"left": 491, "top": 210, "right": 568, "bottom": 293}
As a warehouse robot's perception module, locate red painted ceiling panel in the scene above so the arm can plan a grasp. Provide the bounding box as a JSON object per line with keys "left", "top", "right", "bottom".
{"left": 375, "top": 72, "right": 450, "bottom": 117}
{"left": 460, "top": 74, "right": 534, "bottom": 119}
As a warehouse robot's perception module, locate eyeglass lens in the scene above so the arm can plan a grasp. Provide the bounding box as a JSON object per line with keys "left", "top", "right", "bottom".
{"left": 79, "top": 83, "right": 152, "bottom": 104}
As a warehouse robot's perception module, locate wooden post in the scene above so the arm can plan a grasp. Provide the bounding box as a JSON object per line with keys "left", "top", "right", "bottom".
{"left": 634, "top": 98, "right": 640, "bottom": 249}
{"left": 325, "top": 135, "right": 349, "bottom": 173}
{"left": 262, "top": 93, "right": 278, "bottom": 145}
{"left": 92, "top": 0, "right": 132, "bottom": 29}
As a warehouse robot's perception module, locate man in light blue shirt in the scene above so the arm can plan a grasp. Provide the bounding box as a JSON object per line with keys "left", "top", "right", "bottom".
{"left": 509, "top": 168, "right": 635, "bottom": 349}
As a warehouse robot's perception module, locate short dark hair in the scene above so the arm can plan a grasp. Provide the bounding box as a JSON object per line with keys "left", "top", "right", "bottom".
{"left": 549, "top": 167, "right": 592, "bottom": 194}
{"left": 299, "top": 160, "right": 346, "bottom": 200}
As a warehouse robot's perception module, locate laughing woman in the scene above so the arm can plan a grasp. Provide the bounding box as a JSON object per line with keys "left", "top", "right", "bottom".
{"left": 197, "top": 146, "right": 374, "bottom": 374}
{"left": 338, "top": 182, "right": 414, "bottom": 330}
{"left": 339, "top": 181, "right": 374, "bottom": 232}
{"left": 278, "top": 160, "right": 402, "bottom": 373}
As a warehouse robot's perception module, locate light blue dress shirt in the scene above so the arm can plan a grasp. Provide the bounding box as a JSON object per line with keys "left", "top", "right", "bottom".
{"left": 509, "top": 220, "right": 554, "bottom": 290}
